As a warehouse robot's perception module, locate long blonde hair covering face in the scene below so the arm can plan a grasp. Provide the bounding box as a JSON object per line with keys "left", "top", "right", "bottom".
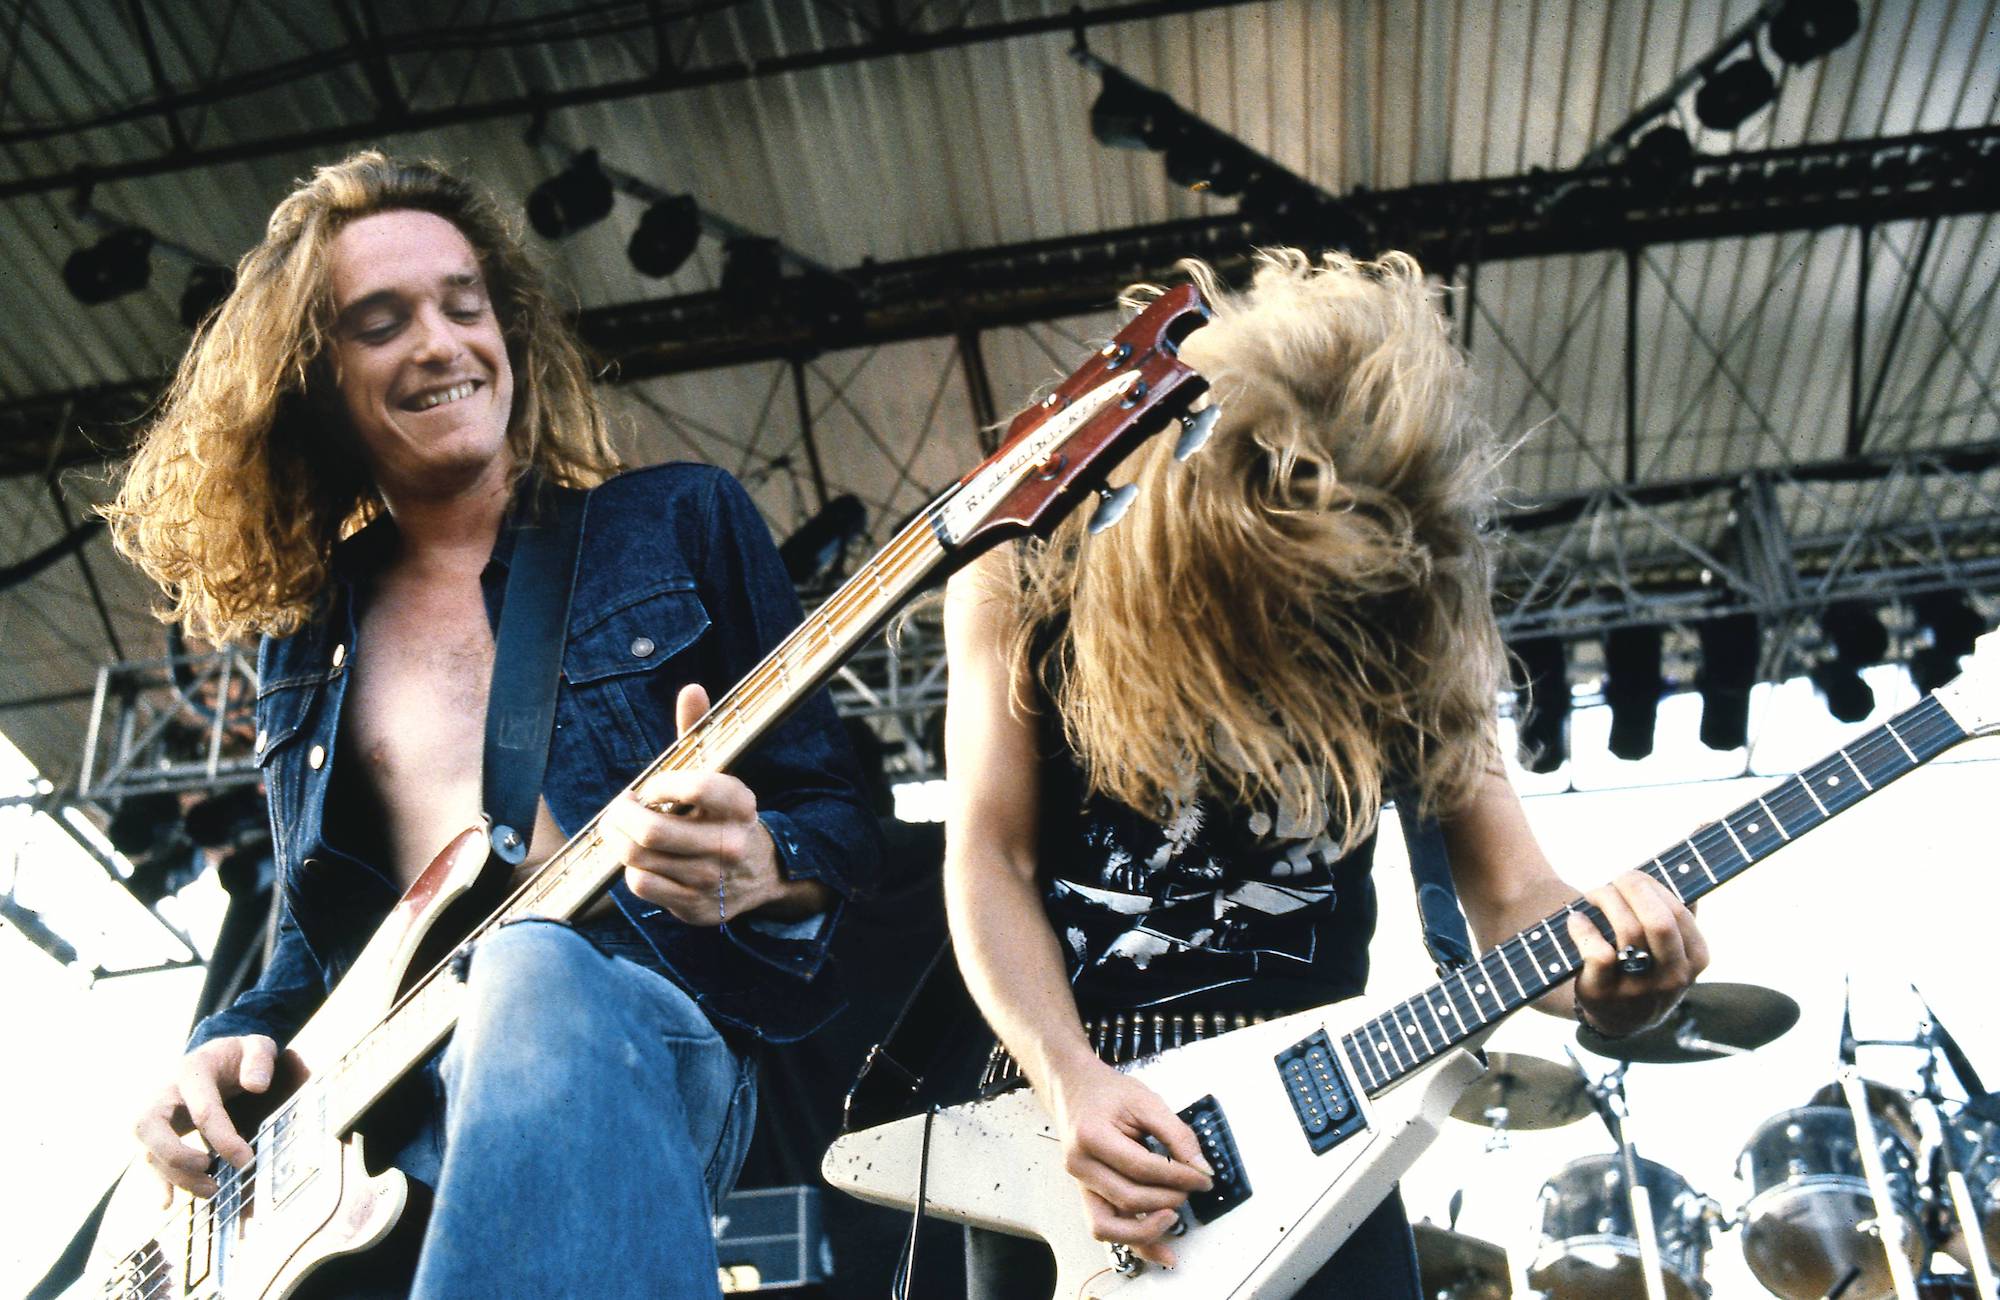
{"left": 1005, "top": 249, "right": 1504, "bottom": 853}
{"left": 105, "top": 151, "right": 619, "bottom": 646}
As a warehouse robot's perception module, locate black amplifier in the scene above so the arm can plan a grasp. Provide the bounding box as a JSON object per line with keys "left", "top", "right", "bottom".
{"left": 714, "top": 1185, "right": 833, "bottom": 1292}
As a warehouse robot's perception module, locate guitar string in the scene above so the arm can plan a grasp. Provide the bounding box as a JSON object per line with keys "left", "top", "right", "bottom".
{"left": 1345, "top": 699, "right": 1961, "bottom": 1092}
{"left": 111, "top": 346, "right": 1205, "bottom": 1278}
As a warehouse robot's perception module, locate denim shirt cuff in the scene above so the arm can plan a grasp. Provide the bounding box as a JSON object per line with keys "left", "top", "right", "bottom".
{"left": 722, "top": 810, "right": 840, "bottom": 977}
{"left": 186, "top": 1009, "right": 280, "bottom": 1053}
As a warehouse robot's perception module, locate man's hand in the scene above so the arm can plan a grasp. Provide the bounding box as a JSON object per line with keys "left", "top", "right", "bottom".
{"left": 1565, "top": 870, "right": 1710, "bottom": 1038}
{"left": 134, "top": 1034, "right": 277, "bottom": 1203}
{"left": 601, "top": 682, "right": 800, "bottom": 926}
{"left": 1045, "top": 1055, "right": 1214, "bottom": 1269}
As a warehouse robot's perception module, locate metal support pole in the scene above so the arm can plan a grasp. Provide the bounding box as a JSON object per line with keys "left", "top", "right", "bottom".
{"left": 1850, "top": 224, "right": 1870, "bottom": 458}
{"left": 790, "top": 358, "right": 831, "bottom": 511}
{"left": 1626, "top": 247, "right": 1640, "bottom": 484}
{"left": 1857, "top": 218, "right": 1939, "bottom": 454}
{"left": 956, "top": 328, "right": 999, "bottom": 454}
{"left": 1460, "top": 262, "right": 1478, "bottom": 352}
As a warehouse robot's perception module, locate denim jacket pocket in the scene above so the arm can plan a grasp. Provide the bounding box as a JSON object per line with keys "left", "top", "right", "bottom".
{"left": 253, "top": 674, "right": 323, "bottom": 870}
{"left": 562, "top": 579, "right": 711, "bottom": 769}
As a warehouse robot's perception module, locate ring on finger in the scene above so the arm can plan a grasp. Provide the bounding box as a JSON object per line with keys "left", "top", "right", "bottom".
{"left": 1617, "top": 945, "right": 1654, "bottom": 975}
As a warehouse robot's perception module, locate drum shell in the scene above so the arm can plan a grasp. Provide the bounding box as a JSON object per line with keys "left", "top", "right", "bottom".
{"left": 1529, "top": 1153, "right": 1709, "bottom": 1300}
{"left": 1737, "top": 1105, "right": 1923, "bottom": 1300}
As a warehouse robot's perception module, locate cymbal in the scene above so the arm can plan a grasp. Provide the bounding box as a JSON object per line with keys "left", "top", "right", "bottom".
{"left": 1449, "top": 1052, "right": 1593, "bottom": 1130}
{"left": 1413, "top": 1221, "right": 1513, "bottom": 1300}
{"left": 1577, "top": 982, "right": 1800, "bottom": 1064}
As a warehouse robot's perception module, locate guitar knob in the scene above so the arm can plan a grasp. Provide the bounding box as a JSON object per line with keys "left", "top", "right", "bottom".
{"left": 1175, "top": 404, "right": 1221, "bottom": 460}
{"left": 1088, "top": 483, "right": 1138, "bottom": 534}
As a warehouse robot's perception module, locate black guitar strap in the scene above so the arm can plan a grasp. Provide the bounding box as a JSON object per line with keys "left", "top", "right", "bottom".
{"left": 1392, "top": 788, "right": 1477, "bottom": 977}
{"left": 482, "top": 483, "right": 587, "bottom": 867}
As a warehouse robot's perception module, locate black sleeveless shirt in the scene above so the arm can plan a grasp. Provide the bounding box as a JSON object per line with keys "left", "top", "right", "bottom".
{"left": 1032, "top": 677, "right": 1383, "bottom": 1017}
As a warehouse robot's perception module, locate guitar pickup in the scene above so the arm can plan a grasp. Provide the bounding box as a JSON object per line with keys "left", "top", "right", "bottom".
{"left": 1275, "top": 1029, "right": 1366, "bottom": 1154}
{"left": 1178, "top": 1094, "right": 1252, "bottom": 1223}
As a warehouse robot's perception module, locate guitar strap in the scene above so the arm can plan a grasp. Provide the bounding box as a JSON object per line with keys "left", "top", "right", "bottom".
{"left": 1393, "top": 788, "right": 1477, "bottom": 977}
{"left": 482, "top": 482, "right": 587, "bottom": 867}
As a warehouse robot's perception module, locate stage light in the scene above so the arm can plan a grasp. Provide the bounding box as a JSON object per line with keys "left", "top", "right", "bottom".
{"left": 1511, "top": 637, "right": 1570, "bottom": 774}
{"left": 1910, "top": 591, "right": 1985, "bottom": 691}
{"left": 628, "top": 195, "right": 701, "bottom": 278}
{"left": 1695, "top": 55, "right": 1777, "bottom": 132}
{"left": 1821, "top": 601, "right": 1888, "bottom": 666}
{"left": 1768, "top": 0, "right": 1860, "bottom": 65}
{"left": 1810, "top": 661, "right": 1874, "bottom": 723}
{"left": 1164, "top": 124, "right": 1257, "bottom": 196}
{"left": 527, "top": 149, "right": 615, "bottom": 239}
{"left": 1603, "top": 625, "right": 1664, "bottom": 761}
{"left": 1626, "top": 124, "right": 1695, "bottom": 198}
{"left": 1697, "top": 613, "right": 1759, "bottom": 751}
{"left": 796, "top": 271, "right": 865, "bottom": 339}
{"left": 63, "top": 227, "right": 154, "bottom": 304}
{"left": 1090, "top": 68, "right": 1178, "bottom": 150}
{"left": 180, "top": 264, "right": 234, "bottom": 329}
{"left": 719, "top": 237, "right": 783, "bottom": 312}
{"left": 779, "top": 494, "right": 867, "bottom": 588}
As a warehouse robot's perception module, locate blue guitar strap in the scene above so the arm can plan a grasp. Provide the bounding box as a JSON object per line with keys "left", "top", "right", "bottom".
{"left": 1394, "top": 788, "right": 1476, "bottom": 976}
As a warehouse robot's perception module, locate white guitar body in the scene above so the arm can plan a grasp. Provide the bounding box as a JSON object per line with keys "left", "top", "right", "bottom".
{"left": 824, "top": 1003, "right": 1489, "bottom": 1300}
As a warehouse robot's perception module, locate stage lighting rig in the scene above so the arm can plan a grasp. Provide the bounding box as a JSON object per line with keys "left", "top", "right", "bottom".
{"left": 180, "top": 264, "right": 234, "bottom": 329}
{"left": 1511, "top": 636, "right": 1570, "bottom": 774}
{"left": 1604, "top": 625, "right": 1665, "bottom": 761}
{"left": 1810, "top": 601, "right": 1887, "bottom": 722}
{"left": 527, "top": 149, "right": 616, "bottom": 239}
{"left": 1697, "top": 613, "right": 1759, "bottom": 751}
{"left": 1768, "top": 0, "right": 1861, "bottom": 65}
{"left": 1695, "top": 54, "right": 1778, "bottom": 132}
{"left": 1089, "top": 67, "right": 1177, "bottom": 150}
{"left": 629, "top": 194, "right": 701, "bottom": 278}
{"left": 1909, "top": 591, "right": 1985, "bottom": 692}
{"left": 720, "top": 237, "right": 784, "bottom": 313}
{"left": 63, "top": 227, "right": 154, "bottom": 305}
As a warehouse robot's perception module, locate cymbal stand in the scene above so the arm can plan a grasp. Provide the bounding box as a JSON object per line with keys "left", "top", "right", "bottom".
{"left": 1838, "top": 1067, "right": 1920, "bottom": 1300}
{"left": 1575, "top": 1054, "right": 1670, "bottom": 1300}
{"left": 1908, "top": 1014, "right": 1998, "bottom": 1300}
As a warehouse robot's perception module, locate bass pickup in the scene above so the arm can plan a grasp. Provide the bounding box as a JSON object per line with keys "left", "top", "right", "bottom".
{"left": 1276, "top": 1028, "right": 1367, "bottom": 1155}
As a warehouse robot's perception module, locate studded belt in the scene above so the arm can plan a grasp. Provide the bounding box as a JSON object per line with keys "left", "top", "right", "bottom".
{"left": 978, "top": 1009, "right": 1279, "bottom": 1093}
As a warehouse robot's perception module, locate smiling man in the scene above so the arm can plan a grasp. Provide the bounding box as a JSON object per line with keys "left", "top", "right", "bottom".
{"left": 104, "top": 153, "right": 880, "bottom": 1297}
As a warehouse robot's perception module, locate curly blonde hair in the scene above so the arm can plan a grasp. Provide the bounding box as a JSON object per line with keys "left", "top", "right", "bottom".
{"left": 104, "top": 150, "right": 619, "bottom": 646}
{"left": 1004, "top": 249, "right": 1505, "bottom": 851}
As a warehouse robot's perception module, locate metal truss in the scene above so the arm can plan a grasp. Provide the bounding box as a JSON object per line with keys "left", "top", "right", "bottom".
{"left": 9, "top": 125, "right": 1998, "bottom": 477}
{"left": 77, "top": 644, "right": 261, "bottom": 802}
{"left": 0, "top": 0, "right": 1261, "bottom": 202}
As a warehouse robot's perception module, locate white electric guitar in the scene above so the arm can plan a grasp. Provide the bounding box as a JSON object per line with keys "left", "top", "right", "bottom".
{"left": 823, "top": 634, "right": 2000, "bottom": 1300}
{"left": 84, "top": 287, "right": 1217, "bottom": 1298}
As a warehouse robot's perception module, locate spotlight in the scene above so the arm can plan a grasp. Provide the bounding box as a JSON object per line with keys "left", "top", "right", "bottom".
{"left": 1626, "top": 124, "right": 1695, "bottom": 197}
{"left": 628, "top": 195, "right": 701, "bottom": 278}
{"left": 1768, "top": 0, "right": 1860, "bottom": 65}
{"left": 63, "top": 227, "right": 154, "bottom": 304}
{"left": 1811, "top": 661, "right": 1874, "bottom": 723}
{"left": 719, "top": 237, "right": 784, "bottom": 312}
{"left": 527, "top": 149, "right": 615, "bottom": 239}
{"left": 1604, "top": 625, "right": 1664, "bottom": 761}
{"left": 1821, "top": 601, "right": 1888, "bottom": 666}
{"left": 1909, "top": 591, "right": 1985, "bottom": 691}
{"left": 778, "top": 494, "right": 867, "bottom": 588}
{"left": 180, "top": 264, "right": 234, "bottom": 329}
{"left": 1090, "top": 69, "right": 1178, "bottom": 150}
{"left": 1511, "top": 637, "right": 1570, "bottom": 773}
{"left": 795, "top": 271, "right": 865, "bottom": 339}
{"left": 1164, "top": 124, "right": 1257, "bottom": 196}
{"left": 1695, "top": 55, "right": 1777, "bottom": 132}
{"left": 1697, "top": 613, "right": 1759, "bottom": 751}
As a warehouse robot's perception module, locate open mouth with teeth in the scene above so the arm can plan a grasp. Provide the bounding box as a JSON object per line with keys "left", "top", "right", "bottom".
{"left": 405, "top": 380, "right": 481, "bottom": 412}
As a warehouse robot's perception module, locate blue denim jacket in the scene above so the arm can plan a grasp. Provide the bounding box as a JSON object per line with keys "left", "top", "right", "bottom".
{"left": 190, "top": 463, "right": 881, "bottom": 1048}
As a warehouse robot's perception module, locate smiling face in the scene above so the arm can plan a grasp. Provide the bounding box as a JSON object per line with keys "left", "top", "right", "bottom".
{"left": 324, "top": 208, "right": 516, "bottom": 502}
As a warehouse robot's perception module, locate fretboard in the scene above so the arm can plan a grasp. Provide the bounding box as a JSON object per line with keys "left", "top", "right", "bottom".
{"left": 1339, "top": 695, "right": 1967, "bottom": 1099}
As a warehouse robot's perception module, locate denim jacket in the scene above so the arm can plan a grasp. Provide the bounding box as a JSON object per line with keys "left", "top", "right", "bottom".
{"left": 190, "top": 463, "right": 881, "bottom": 1048}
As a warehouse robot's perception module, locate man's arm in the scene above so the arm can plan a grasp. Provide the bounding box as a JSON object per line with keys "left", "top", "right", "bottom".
{"left": 1442, "top": 767, "right": 1709, "bottom": 1037}
{"left": 941, "top": 553, "right": 1210, "bottom": 1269}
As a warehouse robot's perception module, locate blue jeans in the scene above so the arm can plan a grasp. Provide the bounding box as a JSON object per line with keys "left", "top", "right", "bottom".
{"left": 371, "top": 920, "right": 757, "bottom": 1298}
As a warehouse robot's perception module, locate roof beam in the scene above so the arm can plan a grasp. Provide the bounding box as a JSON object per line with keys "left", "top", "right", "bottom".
{"left": 6, "top": 126, "right": 1997, "bottom": 476}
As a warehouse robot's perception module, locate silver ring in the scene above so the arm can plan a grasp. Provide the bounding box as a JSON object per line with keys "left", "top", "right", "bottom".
{"left": 1617, "top": 945, "right": 1654, "bottom": 975}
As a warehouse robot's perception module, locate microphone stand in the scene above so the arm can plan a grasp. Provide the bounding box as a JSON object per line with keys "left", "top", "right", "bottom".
{"left": 1573, "top": 1054, "right": 1669, "bottom": 1300}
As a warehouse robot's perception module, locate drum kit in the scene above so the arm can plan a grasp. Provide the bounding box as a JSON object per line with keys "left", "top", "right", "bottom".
{"left": 1413, "top": 985, "right": 1999, "bottom": 1300}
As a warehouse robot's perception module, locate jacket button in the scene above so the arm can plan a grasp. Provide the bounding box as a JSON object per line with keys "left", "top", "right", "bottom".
{"left": 255, "top": 729, "right": 268, "bottom": 753}
{"left": 331, "top": 643, "right": 347, "bottom": 668}
{"left": 630, "top": 636, "right": 656, "bottom": 659}
{"left": 309, "top": 744, "right": 326, "bottom": 770}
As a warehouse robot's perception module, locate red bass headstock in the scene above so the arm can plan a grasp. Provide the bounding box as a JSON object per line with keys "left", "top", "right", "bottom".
{"left": 932, "top": 284, "right": 1214, "bottom": 556}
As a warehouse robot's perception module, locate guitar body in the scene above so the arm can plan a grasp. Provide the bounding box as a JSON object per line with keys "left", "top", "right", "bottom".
{"left": 823, "top": 1002, "right": 1489, "bottom": 1300}
{"left": 88, "top": 827, "right": 492, "bottom": 1299}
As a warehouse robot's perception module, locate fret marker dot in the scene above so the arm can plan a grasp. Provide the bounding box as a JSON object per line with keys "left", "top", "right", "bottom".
{"left": 1748, "top": 823, "right": 1759, "bottom": 833}
{"left": 1475, "top": 984, "right": 1487, "bottom": 994}
{"left": 1678, "top": 863, "right": 1689, "bottom": 873}
{"left": 1547, "top": 962, "right": 1561, "bottom": 973}
{"left": 1827, "top": 775, "right": 1840, "bottom": 786}
{"left": 1405, "top": 1023, "right": 1416, "bottom": 1034}
{"left": 1378, "top": 1040, "right": 1390, "bottom": 1051}
{"left": 1531, "top": 929, "right": 1543, "bottom": 940}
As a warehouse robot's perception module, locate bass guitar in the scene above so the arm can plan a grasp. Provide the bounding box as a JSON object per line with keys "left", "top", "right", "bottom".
{"left": 823, "top": 634, "right": 2000, "bottom": 1299}
{"left": 86, "top": 285, "right": 1217, "bottom": 1299}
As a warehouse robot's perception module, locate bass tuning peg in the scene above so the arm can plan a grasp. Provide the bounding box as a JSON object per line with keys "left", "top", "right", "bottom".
{"left": 1175, "top": 404, "right": 1221, "bottom": 461}
{"left": 1088, "top": 483, "right": 1138, "bottom": 534}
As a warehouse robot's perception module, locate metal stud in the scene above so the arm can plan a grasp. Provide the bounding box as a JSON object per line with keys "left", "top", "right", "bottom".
{"left": 308, "top": 744, "right": 326, "bottom": 770}
{"left": 331, "top": 643, "right": 347, "bottom": 668}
